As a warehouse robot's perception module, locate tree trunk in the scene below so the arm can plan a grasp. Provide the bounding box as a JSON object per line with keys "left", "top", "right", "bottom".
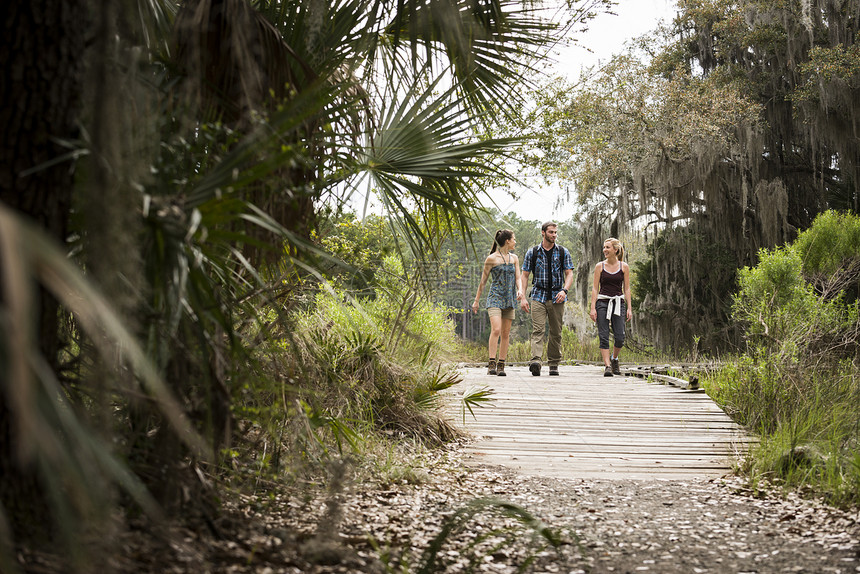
{"left": 0, "top": 0, "right": 87, "bottom": 540}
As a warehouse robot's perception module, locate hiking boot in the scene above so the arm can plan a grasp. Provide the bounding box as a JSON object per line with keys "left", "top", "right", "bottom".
{"left": 611, "top": 358, "right": 620, "bottom": 375}
{"left": 487, "top": 358, "right": 497, "bottom": 375}
{"left": 604, "top": 366, "right": 614, "bottom": 377}
{"left": 529, "top": 362, "right": 541, "bottom": 376}
{"left": 549, "top": 365, "right": 559, "bottom": 376}
{"left": 496, "top": 359, "right": 506, "bottom": 376}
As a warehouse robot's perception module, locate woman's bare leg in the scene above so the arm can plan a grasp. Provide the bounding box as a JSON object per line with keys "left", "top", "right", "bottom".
{"left": 498, "top": 317, "right": 513, "bottom": 359}
{"left": 488, "top": 314, "right": 502, "bottom": 358}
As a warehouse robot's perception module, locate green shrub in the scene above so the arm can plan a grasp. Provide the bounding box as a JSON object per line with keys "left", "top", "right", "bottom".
{"left": 307, "top": 255, "right": 460, "bottom": 362}
{"left": 705, "top": 210, "right": 860, "bottom": 506}
{"left": 793, "top": 210, "right": 860, "bottom": 277}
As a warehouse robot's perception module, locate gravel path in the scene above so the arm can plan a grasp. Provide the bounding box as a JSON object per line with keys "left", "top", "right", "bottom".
{"left": 446, "top": 464, "right": 860, "bottom": 573}
{"left": 194, "top": 449, "right": 860, "bottom": 574}
{"left": 55, "top": 446, "right": 858, "bottom": 573}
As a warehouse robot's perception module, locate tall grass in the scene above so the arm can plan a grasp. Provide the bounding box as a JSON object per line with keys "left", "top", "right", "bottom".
{"left": 704, "top": 354, "right": 860, "bottom": 506}
{"left": 232, "top": 256, "right": 468, "bottom": 482}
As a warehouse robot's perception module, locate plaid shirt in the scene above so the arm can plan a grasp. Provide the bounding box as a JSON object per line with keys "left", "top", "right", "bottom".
{"left": 522, "top": 244, "right": 574, "bottom": 303}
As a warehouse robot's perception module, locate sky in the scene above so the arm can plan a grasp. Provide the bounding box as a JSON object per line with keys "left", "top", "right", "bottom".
{"left": 491, "top": 0, "right": 678, "bottom": 222}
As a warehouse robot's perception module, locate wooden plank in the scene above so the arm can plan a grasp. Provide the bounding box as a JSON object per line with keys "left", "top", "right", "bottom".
{"left": 467, "top": 430, "right": 751, "bottom": 440}
{"left": 621, "top": 369, "right": 699, "bottom": 389}
{"left": 460, "top": 418, "right": 743, "bottom": 429}
{"left": 467, "top": 440, "right": 753, "bottom": 448}
{"left": 472, "top": 414, "right": 728, "bottom": 422}
{"left": 464, "top": 454, "right": 734, "bottom": 468}
{"left": 467, "top": 455, "right": 732, "bottom": 468}
{"left": 466, "top": 439, "right": 747, "bottom": 450}
{"left": 474, "top": 403, "right": 716, "bottom": 411}
{"left": 448, "top": 365, "right": 750, "bottom": 480}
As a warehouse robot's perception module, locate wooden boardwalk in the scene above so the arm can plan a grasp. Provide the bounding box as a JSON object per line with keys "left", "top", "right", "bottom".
{"left": 449, "top": 364, "right": 750, "bottom": 480}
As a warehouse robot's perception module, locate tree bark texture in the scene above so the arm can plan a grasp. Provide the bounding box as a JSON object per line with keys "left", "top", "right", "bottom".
{"left": 0, "top": 0, "right": 87, "bottom": 540}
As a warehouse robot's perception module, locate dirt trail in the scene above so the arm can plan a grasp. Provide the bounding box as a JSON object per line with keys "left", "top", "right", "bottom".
{"left": 75, "top": 443, "right": 860, "bottom": 573}
{"left": 445, "top": 463, "right": 860, "bottom": 573}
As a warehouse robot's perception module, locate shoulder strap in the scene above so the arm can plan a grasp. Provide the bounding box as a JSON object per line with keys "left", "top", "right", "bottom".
{"left": 530, "top": 245, "right": 540, "bottom": 284}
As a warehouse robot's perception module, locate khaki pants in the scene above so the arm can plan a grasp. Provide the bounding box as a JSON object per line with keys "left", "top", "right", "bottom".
{"left": 529, "top": 298, "right": 565, "bottom": 366}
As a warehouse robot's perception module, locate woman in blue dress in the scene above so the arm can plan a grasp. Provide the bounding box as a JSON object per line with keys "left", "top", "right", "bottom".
{"left": 472, "top": 229, "right": 522, "bottom": 376}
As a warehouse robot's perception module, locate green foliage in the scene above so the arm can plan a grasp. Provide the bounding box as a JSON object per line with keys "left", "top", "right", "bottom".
{"left": 733, "top": 213, "right": 860, "bottom": 355}
{"left": 733, "top": 246, "right": 818, "bottom": 344}
{"left": 706, "top": 210, "right": 860, "bottom": 505}
{"left": 705, "top": 355, "right": 860, "bottom": 505}
{"left": 316, "top": 212, "right": 396, "bottom": 295}
{"left": 795, "top": 210, "right": 860, "bottom": 273}
{"left": 241, "top": 260, "right": 465, "bottom": 460}
{"left": 345, "top": 255, "right": 461, "bottom": 357}
{"left": 460, "top": 386, "right": 496, "bottom": 422}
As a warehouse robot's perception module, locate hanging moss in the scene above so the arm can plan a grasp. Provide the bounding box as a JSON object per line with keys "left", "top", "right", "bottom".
{"left": 523, "top": 1, "right": 859, "bottom": 354}
{"left": 617, "top": 0, "right": 860, "bottom": 353}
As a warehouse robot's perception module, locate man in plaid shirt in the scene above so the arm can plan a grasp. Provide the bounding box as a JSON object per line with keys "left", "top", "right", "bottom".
{"left": 520, "top": 221, "right": 574, "bottom": 376}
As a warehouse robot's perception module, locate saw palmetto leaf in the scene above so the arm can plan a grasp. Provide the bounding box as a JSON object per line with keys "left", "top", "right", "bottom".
{"left": 359, "top": 78, "right": 518, "bottom": 254}
{"left": 0, "top": 204, "right": 210, "bottom": 461}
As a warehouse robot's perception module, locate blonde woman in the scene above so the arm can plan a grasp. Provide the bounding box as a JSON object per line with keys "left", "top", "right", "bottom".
{"left": 472, "top": 230, "right": 522, "bottom": 376}
{"left": 589, "top": 238, "right": 632, "bottom": 377}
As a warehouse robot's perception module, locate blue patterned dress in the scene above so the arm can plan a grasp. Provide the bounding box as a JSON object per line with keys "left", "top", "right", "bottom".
{"left": 486, "top": 262, "right": 517, "bottom": 309}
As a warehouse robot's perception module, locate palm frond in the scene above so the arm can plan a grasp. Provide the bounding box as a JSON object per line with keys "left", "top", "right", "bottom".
{"left": 378, "top": 0, "right": 559, "bottom": 117}
{"left": 461, "top": 385, "right": 495, "bottom": 422}
{"left": 0, "top": 203, "right": 210, "bottom": 461}
{"left": 359, "top": 78, "right": 518, "bottom": 255}
{"left": 414, "top": 367, "right": 463, "bottom": 410}
{"left": 417, "top": 497, "right": 560, "bottom": 574}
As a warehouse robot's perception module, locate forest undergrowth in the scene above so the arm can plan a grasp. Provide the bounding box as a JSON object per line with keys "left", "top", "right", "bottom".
{"left": 701, "top": 211, "right": 860, "bottom": 508}
{"left": 234, "top": 255, "right": 474, "bottom": 481}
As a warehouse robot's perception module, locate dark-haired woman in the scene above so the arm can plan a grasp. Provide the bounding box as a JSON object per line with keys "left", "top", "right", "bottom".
{"left": 472, "top": 230, "right": 522, "bottom": 376}
{"left": 589, "top": 238, "right": 632, "bottom": 377}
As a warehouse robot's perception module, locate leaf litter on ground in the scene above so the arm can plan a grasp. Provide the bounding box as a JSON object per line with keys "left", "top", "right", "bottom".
{"left": 16, "top": 442, "right": 860, "bottom": 573}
